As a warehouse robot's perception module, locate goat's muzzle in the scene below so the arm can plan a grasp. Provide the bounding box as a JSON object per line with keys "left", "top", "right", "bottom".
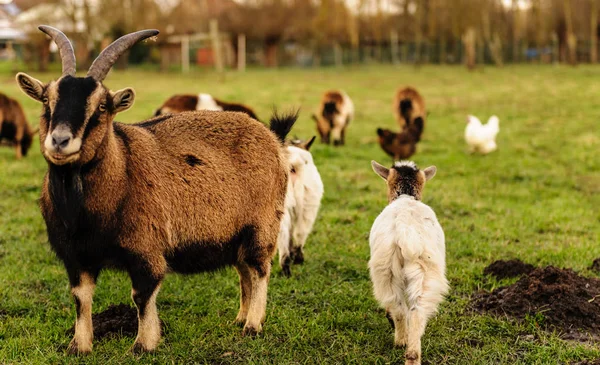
{"left": 43, "top": 125, "right": 82, "bottom": 165}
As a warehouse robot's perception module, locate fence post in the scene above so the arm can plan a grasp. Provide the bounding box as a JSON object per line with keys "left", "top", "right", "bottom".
{"left": 237, "top": 33, "right": 246, "bottom": 71}
{"left": 181, "top": 34, "right": 190, "bottom": 73}
{"left": 210, "top": 19, "right": 224, "bottom": 72}
{"left": 334, "top": 42, "right": 343, "bottom": 66}
{"left": 391, "top": 30, "right": 399, "bottom": 64}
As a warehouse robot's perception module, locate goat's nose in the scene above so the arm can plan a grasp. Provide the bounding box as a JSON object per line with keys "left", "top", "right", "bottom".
{"left": 51, "top": 131, "right": 72, "bottom": 150}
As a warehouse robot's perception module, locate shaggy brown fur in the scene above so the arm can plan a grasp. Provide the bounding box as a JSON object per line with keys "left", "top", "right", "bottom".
{"left": 17, "top": 28, "right": 293, "bottom": 354}
{"left": 0, "top": 93, "right": 36, "bottom": 158}
{"left": 155, "top": 94, "right": 260, "bottom": 121}
{"left": 393, "top": 87, "right": 426, "bottom": 130}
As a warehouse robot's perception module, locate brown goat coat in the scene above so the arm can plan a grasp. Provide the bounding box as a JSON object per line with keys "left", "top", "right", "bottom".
{"left": 39, "top": 110, "right": 287, "bottom": 274}
{"left": 0, "top": 92, "right": 35, "bottom": 158}
{"left": 393, "top": 87, "right": 426, "bottom": 130}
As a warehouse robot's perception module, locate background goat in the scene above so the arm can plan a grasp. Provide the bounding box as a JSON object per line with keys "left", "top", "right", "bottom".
{"left": 369, "top": 160, "right": 448, "bottom": 365}
{"left": 16, "top": 26, "right": 294, "bottom": 354}
{"left": 154, "top": 93, "right": 260, "bottom": 121}
{"left": 393, "top": 87, "right": 426, "bottom": 130}
{"left": 0, "top": 92, "right": 37, "bottom": 158}
{"left": 312, "top": 90, "right": 354, "bottom": 146}
{"left": 278, "top": 136, "right": 323, "bottom": 277}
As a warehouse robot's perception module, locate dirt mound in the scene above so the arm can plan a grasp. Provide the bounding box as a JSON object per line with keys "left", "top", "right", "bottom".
{"left": 590, "top": 258, "right": 600, "bottom": 274}
{"left": 473, "top": 266, "right": 600, "bottom": 340}
{"left": 483, "top": 259, "right": 535, "bottom": 279}
{"left": 67, "top": 304, "right": 145, "bottom": 340}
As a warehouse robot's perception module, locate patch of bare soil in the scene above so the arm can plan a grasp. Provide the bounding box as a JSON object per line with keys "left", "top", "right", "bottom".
{"left": 473, "top": 266, "right": 600, "bottom": 341}
{"left": 589, "top": 258, "right": 600, "bottom": 274}
{"left": 67, "top": 304, "right": 151, "bottom": 340}
{"left": 483, "top": 259, "right": 535, "bottom": 280}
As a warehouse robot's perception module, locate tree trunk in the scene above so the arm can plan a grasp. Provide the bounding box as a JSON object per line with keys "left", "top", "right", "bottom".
{"left": 415, "top": 0, "right": 423, "bottom": 64}
{"left": 591, "top": 0, "right": 598, "bottom": 63}
{"left": 463, "top": 27, "right": 476, "bottom": 70}
{"left": 264, "top": 38, "right": 279, "bottom": 67}
{"left": 512, "top": 0, "right": 520, "bottom": 62}
{"left": 563, "top": 0, "right": 577, "bottom": 65}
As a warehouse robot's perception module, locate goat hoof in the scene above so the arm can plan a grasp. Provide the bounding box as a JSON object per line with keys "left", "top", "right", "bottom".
{"left": 233, "top": 317, "right": 246, "bottom": 327}
{"left": 405, "top": 351, "right": 420, "bottom": 365}
{"left": 293, "top": 252, "right": 304, "bottom": 265}
{"left": 131, "top": 342, "right": 155, "bottom": 354}
{"left": 281, "top": 263, "right": 291, "bottom": 277}
{"left": 242, "top": 325, "right": 260, "bottom": 337}
{"left": 67, "top": 340, "right": 91, "bottom": 355}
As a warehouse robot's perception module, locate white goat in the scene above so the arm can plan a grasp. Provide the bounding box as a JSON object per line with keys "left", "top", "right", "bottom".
{"left": 278, "top": 137, "right": 324, "bottom": 277}
{"left": 369, "top": 160, "right": 448, "bottom": 365}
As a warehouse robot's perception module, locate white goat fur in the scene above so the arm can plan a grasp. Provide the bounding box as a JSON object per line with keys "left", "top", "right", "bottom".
{"left": 278, "top": 145, "right": 324, "bottom": 272}
{"left": 369, "top": 193, "right": 448, "bottom": 364}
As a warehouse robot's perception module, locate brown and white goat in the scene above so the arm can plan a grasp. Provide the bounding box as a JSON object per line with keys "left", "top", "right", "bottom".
{"left": 393, "top": 87, "right": 426, "bottom": 130}
{"left": 376, "top": 116, "right": 424, "bottom": 161}
{"left": 16, "top": 26, "right": 295, "bottom": 354}
{"left": 155, "top": 93, "right": 260, "bottom": 121}
{"left": 0, "top": 92, "right": 37, "bottom": 158}
{"left": 312, "top": 90, "right": 354, "bottom": 146}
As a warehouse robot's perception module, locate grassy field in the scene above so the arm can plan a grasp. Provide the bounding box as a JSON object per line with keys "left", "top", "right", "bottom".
{"left": 0, "top": 64, "right": 599, "bottom": 364}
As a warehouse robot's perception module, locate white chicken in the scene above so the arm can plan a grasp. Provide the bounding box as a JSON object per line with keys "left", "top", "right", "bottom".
{"left": 465, "top": 115, "right": 500, "bottom": 154}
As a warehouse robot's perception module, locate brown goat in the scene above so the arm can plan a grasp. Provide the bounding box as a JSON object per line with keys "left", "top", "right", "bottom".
{"left": 312, "top": 90, "right": 354, "bottom": 146}
{"left": 393, "top": 87, "right": 426, "bottom": 130}
{"left": 376, "top": 116, "right": 424, "bottom": 161}
{"left": 155, "top": 93, "right": 260, "bottom": 121}
{"left": 16, "top": 26, "right": 295, "bottom": 354}
{"left": 0, "top": 92, "right": 37, "bottom": 158}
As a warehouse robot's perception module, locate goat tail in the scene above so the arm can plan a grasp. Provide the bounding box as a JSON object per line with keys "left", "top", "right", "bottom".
{"left": 153, "top": 108, "right": 162, "bottom": 117}
{"left": 400, "top": 98, "right": 413, "bottom": 121}
{"left": 269, "top": 108, "right": 299, "bottom": 144}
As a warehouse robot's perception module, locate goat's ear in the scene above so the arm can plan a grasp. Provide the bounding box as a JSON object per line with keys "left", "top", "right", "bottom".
{"left": 16, "top": 73, "right": 44, "bottom": 102}
{"left": 371, "top": 160, "right": 389, "bottom": 180}
{"left": 423, "top": 166, "right": 437, "bottom": 181}
{"left": 303, "top": 136, "right": 316, "bottom": 150}
{"left": 112, "top": 88, "right": 135, "bottom": 113}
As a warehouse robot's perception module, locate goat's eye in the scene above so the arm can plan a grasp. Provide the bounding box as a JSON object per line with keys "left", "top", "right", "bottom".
{"left": 290, "top": 167, "right": 296, "bottom": 174}
{"left": 42, "top": 97, "right": 49, "bottom": 104}
{"left": 99, "top": 104, "right": 106, "bottom": 112}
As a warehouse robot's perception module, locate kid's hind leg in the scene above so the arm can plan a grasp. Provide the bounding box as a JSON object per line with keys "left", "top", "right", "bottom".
{"left": 387, "top": 299, "right": 409, "bottom": 348}
{"left": 404, "top": 263, "right": 447, "bottom": 365}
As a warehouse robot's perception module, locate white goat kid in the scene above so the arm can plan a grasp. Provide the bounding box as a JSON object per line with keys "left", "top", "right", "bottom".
{"left": 278, "top": 137, "right": 324, "bottom": 277}
{"left": 369, "top": 160, "right": 448, "bottom": 365}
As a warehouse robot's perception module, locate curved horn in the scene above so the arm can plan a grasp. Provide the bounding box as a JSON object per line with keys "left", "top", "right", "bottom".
{"left": 38, "top": 25, "right": 76, "bottom": 77}
{"left": 87, "top": 29, "right": 159, "bottom": 81}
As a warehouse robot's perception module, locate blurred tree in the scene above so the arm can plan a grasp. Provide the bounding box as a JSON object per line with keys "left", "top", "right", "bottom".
{"left": 591, "top": 0, "right": 598, "bottom": 63}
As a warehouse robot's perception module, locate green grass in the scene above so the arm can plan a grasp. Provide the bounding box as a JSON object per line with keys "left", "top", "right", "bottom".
{"left": 1, "top": 64, "right": 599, "bottom": 364}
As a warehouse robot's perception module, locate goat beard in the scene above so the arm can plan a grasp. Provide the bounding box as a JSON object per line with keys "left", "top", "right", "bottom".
{"left": 48, "top": 165, "right": 84, "bottom": 231}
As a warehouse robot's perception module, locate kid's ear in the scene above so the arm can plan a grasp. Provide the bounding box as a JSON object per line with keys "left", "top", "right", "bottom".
{"left": 371, "top": 160, "right": 390, "bottom": 180}
{"left": 423, "top": 166, "right": 437, "bottom": 181}
{"left": 16, "top": 72, "right": 45, "bottom": 102}
{"left": 112, "top": 88, "right": 135, "bottom": 113}
{"left": 303, "top": 136, "right": 316, "bottom": 151}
